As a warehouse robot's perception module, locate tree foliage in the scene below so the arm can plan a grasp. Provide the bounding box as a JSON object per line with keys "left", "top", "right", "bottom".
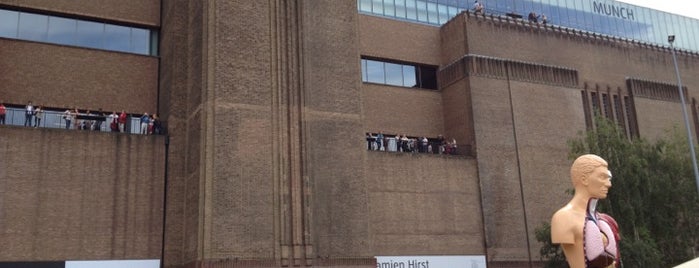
{"left": 536, "top": 116, "right": 699, "bottom": 267}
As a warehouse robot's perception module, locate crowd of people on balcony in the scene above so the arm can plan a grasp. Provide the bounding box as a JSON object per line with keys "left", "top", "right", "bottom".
{"left": 366, "top": 132, "right": 459, "bottom": 155}
{"left": 0, "top": 101, "right": 162, "bottom": 135}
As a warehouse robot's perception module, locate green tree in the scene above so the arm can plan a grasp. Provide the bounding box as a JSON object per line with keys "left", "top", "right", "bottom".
{"left": 536, "top": 116, "right": 699, "bottom": 267}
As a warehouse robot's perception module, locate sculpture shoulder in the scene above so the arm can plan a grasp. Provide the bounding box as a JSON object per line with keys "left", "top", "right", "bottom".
{"left": 551, "top": 208, "right": 578, "bottom": 244}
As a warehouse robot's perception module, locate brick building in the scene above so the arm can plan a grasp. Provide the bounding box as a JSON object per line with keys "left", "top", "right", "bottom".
{"left": 0, "top": 1, "right": 698, "bottom": 268}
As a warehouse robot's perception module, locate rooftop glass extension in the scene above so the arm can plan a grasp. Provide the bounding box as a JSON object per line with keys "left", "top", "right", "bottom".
{"left": 358, "top": 0, "right": 699, "bottom": 53}
{"left": 0, "top": 8, "right": 157, "bottom": 56}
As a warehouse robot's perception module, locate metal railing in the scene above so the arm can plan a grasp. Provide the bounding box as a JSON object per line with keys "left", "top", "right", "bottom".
{"left": 366, "top": 136, "right": 472, "bottom": 157}
{"left": 0, "top": 107, "right": 159, "bottom": 135}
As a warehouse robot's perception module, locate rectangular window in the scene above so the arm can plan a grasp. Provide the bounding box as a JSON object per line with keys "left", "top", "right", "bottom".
{"left": 406, "top": 0, "right": 417, "bottom": 20}
{"left": 76, "top": 20, "right": 103, "bottom": 49}
{"left": 361, "top": 57, "right": 436, "bottom": 90}
{"left": 372, "top": 0, "right": 384, "bottom": 14}
{"left": 0, "top": 9, "right": 18, "bottom": 38}
{"left": 384, "top": 0, "right": 396, "bottom": 16}
{"left": 385, "top": 62, "right": 404, "bottom": 86}
{"left": 437, "top": 4, "right": 449, "bottom": 24}
{"left": 131, "top": 28, "right": 150, "bottom": 54}
{"left": 403, "top": 65, "right": 416, "bottom": 87}
{"left": 0, "top": 7, "right": 156, "bottom": 55}
{"left": 395, "top": 0, "right": 407, "bottom": 18}
{"left": 104, "top": 24, "right": 131, "bottom": 52}
{"left": 427, "top": 2, "right": 439, "bottom": 24}
{"left": 359, "top": 0, "right": 373, "bottom": 12}
{"left": 366, "top": 60, "right": 385, "bottom": 84}
{"left": 416, "top": 0, "right": 428, "bottom": 22}
{"left": 47, "top": 16, "right": 76, "bottom": 45}
{"left": 18, "top": 12, "right": 48, "bottom": 42}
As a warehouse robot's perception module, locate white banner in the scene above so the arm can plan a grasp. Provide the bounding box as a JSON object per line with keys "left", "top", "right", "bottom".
{"left": 375, "top": 255, "right": 486, "bottom": 268}
{"left": 65, "top": 259, "right": 159, "bottom": 268}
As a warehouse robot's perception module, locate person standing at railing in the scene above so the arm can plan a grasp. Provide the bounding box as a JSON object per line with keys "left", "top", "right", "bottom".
{"left": 152, "top": 113, "right": 162, "bottom": 134}
{"left": 33, "top": 105, "right": 43, "bottom": 128}
{"left": 0, "top": 103, "right": 6, "bottom": 125}
{"left": 24, "top": 101, "right": 34, "bottom": 127}
{"left": 108, "top": 111, "right": 118, "bottom": 132}
{"left": 140, "top": 112, "right": 150, "bottom": 135}
{"left": 473, "top": 0, "right": 484, "bottom": 14}
{"left": 63, "top": 109, "right": 73, "bottom": 129}
{"left": 118, "top": 110, "right": 127, "bottom": 133}
{"left": 94, "top": 109, "right": 105, "bottom": 131}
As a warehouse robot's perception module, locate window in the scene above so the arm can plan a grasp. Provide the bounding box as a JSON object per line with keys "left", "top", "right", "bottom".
{"left": 48, "top": 16, "right": 77, "bottom": 45}
{"left": 0, "top": 9, "right": 18, "bottom": 38}
{"left": 0, "top": 8, "right": 157, "bottom": 56}
{"left": 18, "top": 13, "right": 48, "bottom": 42}
{"left": 76, "top": 20, "right": 103, "bottom": 49}
{"left": 104, "top": 24, "right": 130, "bottom": 52}
{"left": 361, "top": 57, "right": 438, "bottom": 90}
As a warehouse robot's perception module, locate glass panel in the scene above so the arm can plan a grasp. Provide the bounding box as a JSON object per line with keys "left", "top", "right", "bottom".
{"left": 0, "top": 9, "right": 19, "bottom": 38}
{"left": 496, "top": 0, "right": 514, "bottom": 15}
{"left": 406, "top": 0, "right": 417, "bottom": 20}
{"left": 47, "top": 16, "right": 76, "bottom": 45}
{"left": 416, "top": 0, "right": 428, "bottom": 22}
{"left": 385, "top": 63, "right": 403, "bottom": 86}
{"left": 547, "top": 1, "right": 561, "bottom": 25}
{"left": 642, "top": 8, "right": 654, "bottom": 41}
{"left": 679, "top": 16, "right": 691, "bottom": 49}
{"left": 395, "top": 0, "right": 407, "bottom": 18}
{"left": 149, "top": 30, "right": 159, "bottom": 55}
{"left": 650, "top": 9, "right": 663, "bottom": 45}
{"left": 569, "top": 0, "right": 580, "bottom": 28}
{"left": 76, "top": 20, "right": 103, "bottom": 49}
{"left": 403, "top": 65, "right": 416, "bottom": 87}
{"left": 437, "top": 4, "right": 448, "bottom": 24}
{"left": 659, "top": 13, "right": 671, "bottom": 47}
{"left": 359, "top": 0, "right": 373, "bottom": 12}
{"left": 448, "top": 6, "right": 458, "bottom": 18}
{"left": 18, "top": 12, "right": 48, "bottom": 42}
{"left": 384, "top": 0, "right": 396, "bottom": 16}
{"left": 104, "top": 24, "right": 131, "bottom": 52}
{"left": 366, "top": 60, "right": 385, "bottom": 84}
{"left": 427, "top": 2, "right": 439, "bottom": 24}
{"left": 688, "top": 19, "right": 699, "bottom": 51}
{"left": 372, "top": 0, "right": 384, "bottom": 14}
{"left": 131, "top": 28, "right": 150, "bottom": 55}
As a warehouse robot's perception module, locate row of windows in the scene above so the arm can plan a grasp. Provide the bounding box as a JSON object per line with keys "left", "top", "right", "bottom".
{"left": 358, "top": 0, "right": 699, "bottom": 53}
{"left": 361, "top": 58, "right": 438, "bottom": 90}
{"left": 0, "top": 8, "right": 157, "bottom": 56}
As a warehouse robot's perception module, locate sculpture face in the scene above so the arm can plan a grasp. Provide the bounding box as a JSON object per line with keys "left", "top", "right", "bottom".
{"left": 587, "top": 166, "right": 612, "bottom": 199}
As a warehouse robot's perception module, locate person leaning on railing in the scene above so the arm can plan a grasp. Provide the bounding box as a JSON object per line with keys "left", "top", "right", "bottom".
{"left": 0, "top": 102, "right": 6, "bottom": 125}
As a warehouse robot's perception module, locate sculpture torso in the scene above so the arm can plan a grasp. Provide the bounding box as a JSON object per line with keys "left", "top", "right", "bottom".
{"left": 583, "top": 199, "right": 617, "bottom": 268}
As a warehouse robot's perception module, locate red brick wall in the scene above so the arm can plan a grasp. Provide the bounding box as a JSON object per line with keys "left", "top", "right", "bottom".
{"left": 0, "top": 39, "right": 158, "bottom": 114}
{"left": 0, "top": 126, "right": 165, "bottom": 261}
{"left": 0, "top": 0, "right": 159, "bottom": 26}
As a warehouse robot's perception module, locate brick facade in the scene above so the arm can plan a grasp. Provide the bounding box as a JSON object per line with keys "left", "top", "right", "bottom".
{"left": 1, "top": 2, "right": 698, "bottom": 268}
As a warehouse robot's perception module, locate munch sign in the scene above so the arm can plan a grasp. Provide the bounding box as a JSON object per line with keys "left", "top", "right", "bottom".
{"left": 593, "top": 1, "right": 635, "bottom": 21}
